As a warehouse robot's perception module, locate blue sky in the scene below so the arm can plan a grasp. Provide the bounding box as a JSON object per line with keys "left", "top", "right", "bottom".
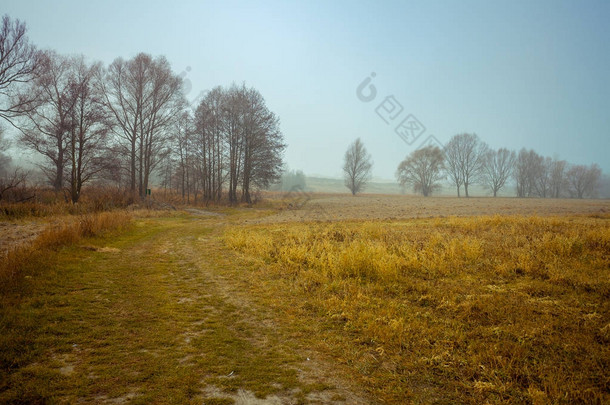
{"left": 4, "top": 0, "right": 609, "bottom": 179}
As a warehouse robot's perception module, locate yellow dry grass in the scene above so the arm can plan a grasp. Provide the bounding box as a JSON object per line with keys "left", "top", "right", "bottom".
{"left": 0, "top": 211, "right": 132, "bottom": 293}
{"left": 225, "top": 214, "right": 610, "bottom": 403}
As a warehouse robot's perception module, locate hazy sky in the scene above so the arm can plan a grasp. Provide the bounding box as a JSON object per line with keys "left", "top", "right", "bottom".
{"left": 4, "top": 0, "right": 609, "bottom": 179}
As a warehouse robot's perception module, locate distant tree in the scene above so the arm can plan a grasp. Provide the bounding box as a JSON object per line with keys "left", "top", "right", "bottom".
{"left": 533, "top": 156, "right": 552, "bottom": 198}
{"left": 566, "top": 163, "right": 601, "bottom": 198}
{"left": 193, "top": 84, "right": 284, "bottom": 204}
{"left": 549, "top": 158, "right": 568, "bottom": 198}
{"left": 599, "top": 174, "right": 610, "bottom": 199}
{"left": 278, "top": 169, "right": 306, "bottom": 191}
{"left": 444, "top": 133, "right": 488, "bottom": 197}
{"left": 444, "top": 137, "right": 463, "bottom": 197}
{"left": 482, "top": 148, "right": 515, "bottom": 197}
{"left": 343, "top": 138, "right": 372, "bottom": 195}
{"left": 0, "top": 15, "right": 41, "bottom": 124}
{"left": 514, "top": 148, "right": 541, "bottom": 197}
{"left": 396, "top": 145, "right": 445, "bottom": 197}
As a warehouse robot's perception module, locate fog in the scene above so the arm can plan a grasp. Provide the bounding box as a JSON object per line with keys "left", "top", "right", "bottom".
{"left": 1, "top": 0, "right": 609, "bottom": 198}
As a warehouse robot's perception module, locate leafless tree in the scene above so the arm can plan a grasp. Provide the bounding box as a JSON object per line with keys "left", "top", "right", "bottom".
{"left": 193, "top": 84, "right": 284, "bottom": 204}
{"left": 18, "top": 53, "right": 111, "bottom": 201}
{"left": 482, "top": 147, "right": 515, "bottom": 197}
{"left": 444, "top": 133, "right": 488, "bottom": 197}
{"left": 533, "top": 156, "right": 552, "bottom": 198}
{"left": 97, "top": 56, "right": 140, "bottom": 197}
{"left": 396, "top": 145, "right": 445, "bottom": 197}
{"left": 343, "top": 138, "right": 372, "bottom": 195}
{"left": 444, "top": 138, "right": 463, "bottom": 197}
{"left": 239, "top": 86, "right": 284, "bottom": 203}
{"left": 0, "top": 167, "right": 29, "bottom": 201}
{"left": 549, "top": 158, "right": 568, "bottom": 198}
{"left": 66, "top": 57, "right": 112, "bottom": 203}
{"left": 224, "top": 84, "right": 246, "bottom": 204}
{"left": 514, "top": 148, "right": 541, "bottom": 197}
{"left": 194, "top": 86, "right": 225, "bottom": 202}
{"left": 173, "top": 111, "right": 195, "bottom": 202}
{"left": 19, "top": 51, "right": 76, "bottom": 191}
{"left": 138, "top": 56, "right": 184, "bottom": 199}
{"left": 0, "top": 15, "right": 41, "bottom": 125}
{"left": 98, "top": 53, "right": 184, "bottom": 200}
{"left": 566, "top": 163, "right": 601, "bottom": 198}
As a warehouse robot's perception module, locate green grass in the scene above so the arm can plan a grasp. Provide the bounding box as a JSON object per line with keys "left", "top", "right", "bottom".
{"left": 0, "top": 213, "right": 343, "bottom": 404}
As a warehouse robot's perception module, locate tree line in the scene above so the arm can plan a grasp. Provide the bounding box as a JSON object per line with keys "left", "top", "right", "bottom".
{"left": 344, "top": 134, "right": 603, "bottom": 198}
{"left": 0, "top": 15, "right": 285, "bottom": 204}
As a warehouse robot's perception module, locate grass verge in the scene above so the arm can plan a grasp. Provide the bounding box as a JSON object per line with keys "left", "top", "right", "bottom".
{"left": 1, "top": 211, "right": 132, "bottom": 295}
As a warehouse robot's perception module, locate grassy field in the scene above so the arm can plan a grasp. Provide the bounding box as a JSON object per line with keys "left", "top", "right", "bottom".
{"left": 1, "top": 195, "right": 609, "bottom": 404}
{"left": 226, "top": 214, "right": 610, "bottom": 403}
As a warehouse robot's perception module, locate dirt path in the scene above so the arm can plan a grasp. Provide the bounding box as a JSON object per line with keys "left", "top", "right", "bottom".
{"left": 0, "top": 220, "right": 46, "bottom": 256}
{"left": 0, "top": 212, "right": 371, "bottom": 404}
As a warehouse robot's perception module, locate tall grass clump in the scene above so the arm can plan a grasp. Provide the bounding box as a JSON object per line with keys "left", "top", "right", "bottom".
{"left": 0, "top": 212, "right": 132, "bottom": 294}
{"left": 225, "top": 215, "right": 610, "bottom": 404}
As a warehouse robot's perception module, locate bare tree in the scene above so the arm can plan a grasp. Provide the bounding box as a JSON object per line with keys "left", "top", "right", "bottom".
{"left": 514, "top": 148, "right": 541, "bottom": 197}
{"left": 549, "top": 158, "right": 568, "bottom": 198}
{"left": 240, "top": 86, "right": 284, "bottom": 203}
{"left": 97, "top": 56, "right": 141, "bottom": 198}
{"left": 138, "top": 56, "right": 184, "bottom": 199}
{"left": 343, "top": 138, "right": 372, "bottom": 195}
{"left": 444, "top": 137, "right": 463, "bottom": 197}
{"left": 194, "top": 86, "right": 225, "bottom": 202}
{"left": 173, "top": 111, "right": 194, "bottom": 202}
{"left": 19, "top": 51, "right": 76, "bottom": 191}
{"left": 396, "top": 145, "right": 445, "bottom": 197}
{"left": 0, "top": 15, "right": 40, "bottom": 125}
{"left": 18, "top": 53, "right": 111, "bottom": 201}
{"left": 98, "top": 53, "right": 184, "bottom": 200}
{"left": 192, "top": 84, "right": 284, "bottom": 204}
{"left": 0, "top": 167, "right": 29, "bottom": 201}
{"left": 66, "top": 57, "right": 112, "bottom": 203}
{"left": 482, "top": 147, "right": 515, "bottom": 197}
{"left": 566, "top": 163, "right": 601, "bottom": 198}
{"left": 444, "top": 133, "right": 488, "bottom": 197}
{"left": 223, "top": 84, "right": 245, "bottom": 203}
{"left": 533, "top": 156, "right": 552, "bottom": 198}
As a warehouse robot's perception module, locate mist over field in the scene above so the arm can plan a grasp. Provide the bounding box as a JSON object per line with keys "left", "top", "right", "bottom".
{"left": 1, "top": 2, "right": 609, "bottom": 404}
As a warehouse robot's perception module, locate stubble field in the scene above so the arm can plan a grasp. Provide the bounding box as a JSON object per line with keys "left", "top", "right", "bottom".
{"left": 256, "top": 193, "right": 610, "bottom": 223}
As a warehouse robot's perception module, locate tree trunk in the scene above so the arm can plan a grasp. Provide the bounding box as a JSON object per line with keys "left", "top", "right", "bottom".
{"left": 130, "top": 138, "right": 137, "bottom": 198}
